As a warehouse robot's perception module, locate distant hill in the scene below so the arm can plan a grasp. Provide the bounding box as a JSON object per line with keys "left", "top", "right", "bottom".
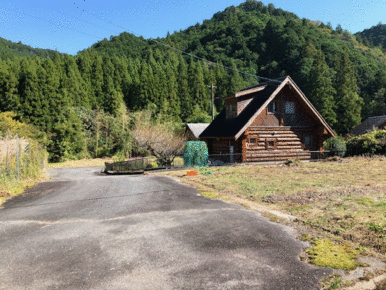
{"left": 0, "top": 37, "right": 65, "bottom": 60}
{"left": 77, "top": 32, "right": 149, "bottom": 59}
{"left": 2, "top": 0, "right": 386, "bottom": 161}
{"left": 82, "top": 0, "right": 386, "bottom": 124}
{"left": 356, "top": 23, "right": 386, "bottom": 51}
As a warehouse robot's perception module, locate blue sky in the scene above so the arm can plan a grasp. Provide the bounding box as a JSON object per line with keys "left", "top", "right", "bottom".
{"left": 0, "top": 0, "right": 385, "bottom": 56}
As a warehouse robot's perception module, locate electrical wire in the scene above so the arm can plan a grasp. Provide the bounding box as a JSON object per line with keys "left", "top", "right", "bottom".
{"left": 84, "top": 11, "right": 281, "bottom": 83}
{"left": 2, "top": 4, "right": 281, "bottom": 83}
{"left": 1, "top": 7, "right": 104, "bottom": 43}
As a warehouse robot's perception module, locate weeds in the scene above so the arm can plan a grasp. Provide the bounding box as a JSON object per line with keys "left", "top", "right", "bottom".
{"left": 158, "top": 156, "right": 386, "bottom": 256}
{"left": 375, "top": 277, "right": 386, "bottom": 290}
{"left": 0, "top": 135, "right": 48, "bottom": 205}
{"left": 306, "top": 239, "right": 359, "bottom": 270}
{"left": 368, "top": 222, "right": 385, "bottom": 233}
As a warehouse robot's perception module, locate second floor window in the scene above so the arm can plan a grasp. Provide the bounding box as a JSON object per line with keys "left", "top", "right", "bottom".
{"left": 268, "top": 102, "right": 277, "bottom": 114}
{"left": 227, "top": 104, "right": 237, "bottom": 118}
{"left": 285, "top": 102, "right": 295, "bottom": 114}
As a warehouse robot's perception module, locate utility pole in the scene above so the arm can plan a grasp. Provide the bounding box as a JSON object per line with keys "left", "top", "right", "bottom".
{"left": 208, "top": 83, "right": 217, "bottom": 121}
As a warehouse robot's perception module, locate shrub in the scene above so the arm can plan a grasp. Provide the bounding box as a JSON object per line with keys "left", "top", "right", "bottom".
{"left": 183, "top": 141, "right": 209, "bottom": 167}
{"left": 323, "top": 136, "right": 346, "bottom": 157}
{"left": 346, "top": 134, "right": 379, "bottom": 156}
{"left": 367, "top": 222, "right": 384, "bottom": 232}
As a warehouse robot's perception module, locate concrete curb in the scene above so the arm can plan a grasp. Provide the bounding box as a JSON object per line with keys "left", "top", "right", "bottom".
{"left": 343, "top": 273, "right": 386, "bottom": 290}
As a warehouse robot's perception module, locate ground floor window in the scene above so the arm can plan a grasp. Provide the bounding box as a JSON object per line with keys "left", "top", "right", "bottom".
{"left": 265, "top": 138, "right": 276, "bottom": 150}
{"left": 304, "top": 135, "right": 312, "bottom": 147}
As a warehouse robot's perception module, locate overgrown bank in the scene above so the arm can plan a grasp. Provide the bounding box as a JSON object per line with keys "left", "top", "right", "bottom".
{"left": 0, "top": 113, "right": 48, "bottom": 205}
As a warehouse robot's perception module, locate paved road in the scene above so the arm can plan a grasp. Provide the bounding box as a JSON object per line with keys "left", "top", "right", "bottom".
{"left": 0, "top": 167, "right": 332, "bottom": 290}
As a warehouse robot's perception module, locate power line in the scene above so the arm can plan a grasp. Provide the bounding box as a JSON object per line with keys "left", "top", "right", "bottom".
{"left": 61, "top": 4, "right": 281, "bottom": 83}
{"left": 3, "top": 4, "right": 281, "bottom": 83}
{"left": 2, "top": 7, "right": 105, "bottom": 44}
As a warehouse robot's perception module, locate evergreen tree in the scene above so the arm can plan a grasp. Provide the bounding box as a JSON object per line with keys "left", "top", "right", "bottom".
{"left": 76, "top": 50, "right": 95, "bottom": 108}
{"left": 213, "top": 62, "right": 228, "bottom": 112}
{"left": 306, "top": 46, "right": 337, "bottom": 126}
{"left": 126, "top": 58, "right": 141, "bottom": 110}
{"left": 62, "top": 55, "right": 89, "bottom": 108}
{"left": 18, "top": 58, "right": 46, "bottom": 128}
{"left": 101, "top": 55, "right": 123, "bottom": 115}
{"left": 335, "top": 53, "right": 364, "bottom": 134}
{"left": 188, "top": 60, "right": 210, "bottom": 113}
{"left": 177, "top": 55, "right": 192, "bottom": 121}
{"left": 164, "top": 60, "right": 181, "bottom": 120}
{"left": 91, "top": 54, "right": 104, "bottom": 108}
{"left": 137, "top": 61, "right": 155, "bottom": 110}
{"left": 228, "top": 60, "right": 244, "bottom": 94}
{"left": 0, "top": 58, "right": 20, "bottom": 112}
{"left": 186, "top": 104, "right": 212, "bottom": 123}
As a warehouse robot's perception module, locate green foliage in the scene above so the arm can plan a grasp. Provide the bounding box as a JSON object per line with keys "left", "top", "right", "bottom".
{"left": 2, "top": 0, "right": 386, "bottom": 161}
{"left": 148, "top": 161, "right": 158, "bottom": 169}
{"left": 346, "top": 129, "right": 386, "bottom": 156}
{"left": 183, "top": 141, "right": 209, "bottom": 167}
{"left": 185, "top": 104, "right": 213, "bottom": 123}
{"left": 323, "top": 136, "right": 346, "bottom": 157}
{"left": 356, "top": 23, "right": 386, "bottom": 52}
{"left": 329, "top": 275, "right": 342, "bottom": 290}
{"left": 334, "top": 53, "right": 363, "bottom": 134}
{"left": 367, "top": 222, "right": 384, "bottom": 233}
{"left": 306, "top": 239, "right": 358, "bottom": 270}
{"left": 0, "top": 37, "right": 60, "bottom": 60}
{"left": 356, "top": 197, "right": 375, "bottom": 206}
{"left": 0, "top": 111, "right": 47, "bottom": 144}
{"left": 0, "top": 134, "right": 48, "bottom": 194}
{"left": 196, "top": 164, "right": 212, "bottom": 175}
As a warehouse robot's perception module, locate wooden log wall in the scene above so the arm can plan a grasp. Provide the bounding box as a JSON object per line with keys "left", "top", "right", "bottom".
{"left": 243, "top": 126, "right": 311, "bottom": 162}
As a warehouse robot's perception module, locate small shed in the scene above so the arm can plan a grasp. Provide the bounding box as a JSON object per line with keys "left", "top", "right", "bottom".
{"left": 349, "top": 116, "right": 386, "bottom": 136}
{"left": 185, "top": 123, "right": 210, "bottom": 141}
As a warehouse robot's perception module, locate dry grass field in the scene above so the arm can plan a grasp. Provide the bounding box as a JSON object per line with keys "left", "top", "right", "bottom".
{"left": 154, "top": 156, "right": 386, "bottom": 287}
{"left": 47, "top": 158, "right": 115, "bottom": 169}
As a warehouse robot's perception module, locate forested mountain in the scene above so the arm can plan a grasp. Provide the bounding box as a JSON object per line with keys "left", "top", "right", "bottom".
{"left": 356, "top": 23, "right": 386, "bottom": 51}
{"left": 1, "top": 0, "right": 386, "bottom": 161}
{"left": 0, "top": 37, "right": 64, "bottom": 60}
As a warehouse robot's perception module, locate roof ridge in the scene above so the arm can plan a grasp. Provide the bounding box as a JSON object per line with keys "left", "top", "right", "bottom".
{"left": 368, "top": 115, "right": 386, "bottom": 119}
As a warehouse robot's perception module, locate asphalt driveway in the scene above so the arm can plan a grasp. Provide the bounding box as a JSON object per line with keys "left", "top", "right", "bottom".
{"left": 0, "top": 167, "right": 332, "bottom": 289}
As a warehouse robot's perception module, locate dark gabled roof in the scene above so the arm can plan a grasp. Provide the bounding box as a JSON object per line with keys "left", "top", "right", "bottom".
{"left": 200, "top": 84, "right": 278, "bottom": 138}
{"left": 349, "top": 116, "right": 386, "bottom": 136}
{"left": 186, "top": 123, "right": 210, "bottom": 138}
{"left": 200, "top": 76, "right": 336, "bottom": 140}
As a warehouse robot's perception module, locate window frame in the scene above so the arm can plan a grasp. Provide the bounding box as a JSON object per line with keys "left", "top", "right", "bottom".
{"left": 227, "top": 103, "right": 237, "bottom": 118}
{"left": 285, "top": 101, "right": 295, "bottom": 115}
{"left": 304, "top": 135, "right": 312, "bottom": 147}
{"left": 265, "top": 138, "right": 277, "bottom": 150}
{"left": 267, "top": 102, "right": 277, "bottom": 114}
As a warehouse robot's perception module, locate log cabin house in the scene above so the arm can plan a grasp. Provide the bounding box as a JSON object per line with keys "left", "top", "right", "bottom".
{"left": 199, "top": 76, "right": 336, "bottom": 162}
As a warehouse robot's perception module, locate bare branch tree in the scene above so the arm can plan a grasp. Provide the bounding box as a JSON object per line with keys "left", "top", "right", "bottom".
{"left": 131, "top": 110, "right": 186, "bottom": 167}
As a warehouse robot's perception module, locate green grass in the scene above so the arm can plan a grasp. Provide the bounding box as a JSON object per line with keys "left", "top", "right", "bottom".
{"left": 306, "top": 239, "right": 359, "bottom": 270}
